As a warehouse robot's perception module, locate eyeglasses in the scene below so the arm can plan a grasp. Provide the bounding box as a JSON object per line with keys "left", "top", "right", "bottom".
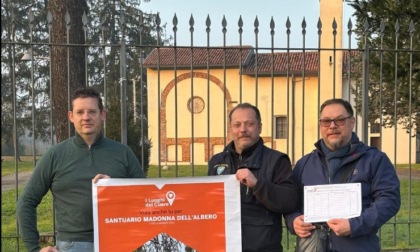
{"left": 319, "top": 116, "right": 352, "bottom": 127}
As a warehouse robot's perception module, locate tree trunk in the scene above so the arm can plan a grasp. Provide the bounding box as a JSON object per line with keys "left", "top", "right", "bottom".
{"left": 48, "top": 0, "right": 88, "bottom": 143}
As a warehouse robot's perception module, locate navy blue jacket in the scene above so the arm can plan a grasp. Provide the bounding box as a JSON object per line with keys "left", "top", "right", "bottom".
{"left": 208, "top": 138, "right": 298, "bottom": 252}
{"left": 285, "top": 133, "right": 401, "bottom": 252}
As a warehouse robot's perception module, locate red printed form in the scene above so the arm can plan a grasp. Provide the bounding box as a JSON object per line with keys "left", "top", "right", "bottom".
{"left": 92, "top": 175, "right": 241, "bottom": 252}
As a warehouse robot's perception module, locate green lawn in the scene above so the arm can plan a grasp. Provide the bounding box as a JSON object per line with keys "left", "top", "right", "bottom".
{"left": 1, "top": 160, "right": 34, "bottom": 176}
{"left": 2, "top": 161, "right": 419, "bottom": 251}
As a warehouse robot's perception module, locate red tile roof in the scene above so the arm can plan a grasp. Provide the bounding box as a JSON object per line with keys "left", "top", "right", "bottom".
{"left": 143, "top": 46, "right": 254, "bottom": 68}
{"left": 242, "top": 51, "right": 319, "bottom": 75}
{"left": 143, "top": 46, "right": 320, "bottom": 75}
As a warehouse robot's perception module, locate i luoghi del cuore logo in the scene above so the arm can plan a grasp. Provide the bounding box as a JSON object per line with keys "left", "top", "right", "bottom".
{"left": 145, "top": 191, "right": 176, "bottom": 207}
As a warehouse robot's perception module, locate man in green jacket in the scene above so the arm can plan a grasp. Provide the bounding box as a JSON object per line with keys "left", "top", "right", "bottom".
{"left": 17, "top": 87, "right": 145, "bottom": 252}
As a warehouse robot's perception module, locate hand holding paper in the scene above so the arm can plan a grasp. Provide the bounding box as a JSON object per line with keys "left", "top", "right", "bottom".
{"left": 327, "top": 218, "right": 351, "bottom": 237}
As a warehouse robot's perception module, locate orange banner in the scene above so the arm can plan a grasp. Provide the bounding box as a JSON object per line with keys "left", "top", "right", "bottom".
{"left": 92, "top": 175, "right": 241, "bottom": 252}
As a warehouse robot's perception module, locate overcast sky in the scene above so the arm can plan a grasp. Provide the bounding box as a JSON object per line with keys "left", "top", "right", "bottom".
{"left": 141, "top": 0, "right": 357, "bottom": 48}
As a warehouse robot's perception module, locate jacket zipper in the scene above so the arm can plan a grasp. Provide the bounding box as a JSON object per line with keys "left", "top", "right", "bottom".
{"left": 88, "top": 145, "right": 93, "bottom": 165}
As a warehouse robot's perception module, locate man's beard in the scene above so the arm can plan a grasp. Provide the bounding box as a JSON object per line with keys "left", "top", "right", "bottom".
{"left": 329, "top": 139, "right": 345, "bottom": 151}
{"left": 332, "top": 141, "right": 343, "bottom": 151}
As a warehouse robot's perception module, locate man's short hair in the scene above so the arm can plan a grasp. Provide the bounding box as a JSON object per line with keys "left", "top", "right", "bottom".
{"left": 72, "top": 87, "right": 104, "bottom": 112}
{"left": 320, "top": 98, "right": 354, "bottom": 117}
{"left": 229, "top": 103, "right": 261, "bottom": 124}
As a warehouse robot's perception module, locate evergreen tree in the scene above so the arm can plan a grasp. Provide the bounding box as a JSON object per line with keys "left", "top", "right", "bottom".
{"left": 88, "top": 0, "right": 168, "bottom": 173}
{"left": 1, "top": 1, "right": 51, "bottom": 157}
{"left": 1, "top": 0, "right": 166, "bottom": 171}
{"left": 349, "top": 0, "right": 419, "bottom": 135}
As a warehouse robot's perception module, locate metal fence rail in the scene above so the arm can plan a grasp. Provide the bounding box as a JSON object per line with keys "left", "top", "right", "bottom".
{"left": 1, "top": 7, "right": 419, "bottom": 251}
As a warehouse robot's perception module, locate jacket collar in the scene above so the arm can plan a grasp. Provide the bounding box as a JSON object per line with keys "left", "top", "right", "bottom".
{"left": 315, "top": 132, "right": 360, "bottom": 155}
{"left": 73, "top": 131, "right": 104, "bottom": 147}
{"left": 226, "top": 138, "right": 264, "bottom": 169}
{"left": 315, "top": 132, "right": 366, "bottom": 164}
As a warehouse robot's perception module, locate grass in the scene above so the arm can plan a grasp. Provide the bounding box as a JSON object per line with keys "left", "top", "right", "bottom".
{"left": 1, "top": 161, "right": 420, "bottom": 251}
{"left": 147, "top": 164, "right": 208, "bottom": 178}
{"left": 1, "top": 189, "right": 55, "bottom": 251}
{"left": 379, "top": 177, "right": 420, "bottom": 249}
{"left": 1, "top": 160, "right": 34, "bottom": 176}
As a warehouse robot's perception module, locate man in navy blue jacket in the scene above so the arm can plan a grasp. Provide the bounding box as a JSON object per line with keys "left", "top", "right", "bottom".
{"left": 285, "top": 98, "right": 400, "bottom": 252}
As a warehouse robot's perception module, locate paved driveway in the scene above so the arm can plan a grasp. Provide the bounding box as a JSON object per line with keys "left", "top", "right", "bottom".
{"left": 1, "top": 171, "right": 33, "bottom": 193}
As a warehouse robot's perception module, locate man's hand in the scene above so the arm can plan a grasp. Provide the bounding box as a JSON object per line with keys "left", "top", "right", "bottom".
{"left": 235, "top": 168, "right": 257, "bottom": 188}
{"left": 293, "top": 215, "right": 316, "bottom": 238}
{"left": 40, "top": 246, "right": 58, "bottom": 252}
{"left": 92, "top": 174, "right": 110, "bottom": 184}
{"left": 327, "top": 218, "right": 351, "bottom": 237}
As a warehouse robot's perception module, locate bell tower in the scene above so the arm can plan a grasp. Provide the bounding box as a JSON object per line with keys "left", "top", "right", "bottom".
{"left": 319, "top": 0, "right": 344, "bottom": 101}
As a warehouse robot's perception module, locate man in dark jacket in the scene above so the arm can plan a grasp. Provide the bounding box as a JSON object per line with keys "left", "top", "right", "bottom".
{"left": 284, "top": 98, "right": 401, "bottom": 252}
{"left": 208, "top": 103, "right": 298, "bottom": 252}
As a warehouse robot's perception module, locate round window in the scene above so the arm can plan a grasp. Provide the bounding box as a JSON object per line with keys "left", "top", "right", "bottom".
{"left": 187, "top": 96, "right": 205, "bottom": 114}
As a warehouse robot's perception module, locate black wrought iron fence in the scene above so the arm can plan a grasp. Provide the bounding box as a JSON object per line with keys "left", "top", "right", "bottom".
{"left": 1, "top": 6, "right": 419, "bottom": 251}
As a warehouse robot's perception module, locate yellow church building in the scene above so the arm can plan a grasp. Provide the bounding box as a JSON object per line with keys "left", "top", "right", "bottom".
{"left": 143, "top": 0, "right": 417, "bottom": 166}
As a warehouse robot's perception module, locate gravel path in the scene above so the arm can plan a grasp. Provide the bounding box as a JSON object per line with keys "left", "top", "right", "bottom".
{"left": 1, "top": 171, "right": 33, "bottom": 193}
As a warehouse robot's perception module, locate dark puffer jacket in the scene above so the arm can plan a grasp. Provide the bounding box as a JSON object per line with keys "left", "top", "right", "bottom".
{"left": 208, "top": 138, "right": 298, "bottom": 252}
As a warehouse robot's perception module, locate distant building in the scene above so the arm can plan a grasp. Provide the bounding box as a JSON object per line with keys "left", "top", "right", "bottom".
{"left": 143, "top": 0, "right": 417, "bottom": 165}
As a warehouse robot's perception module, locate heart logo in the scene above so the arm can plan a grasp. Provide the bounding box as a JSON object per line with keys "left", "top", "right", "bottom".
{"left": 166, "top": 191, "right": 176, "bottom": 205}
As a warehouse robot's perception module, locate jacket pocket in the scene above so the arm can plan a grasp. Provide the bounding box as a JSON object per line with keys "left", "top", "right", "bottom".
{"left": 241, "top": 204, "right": 274, "bottom": 225}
